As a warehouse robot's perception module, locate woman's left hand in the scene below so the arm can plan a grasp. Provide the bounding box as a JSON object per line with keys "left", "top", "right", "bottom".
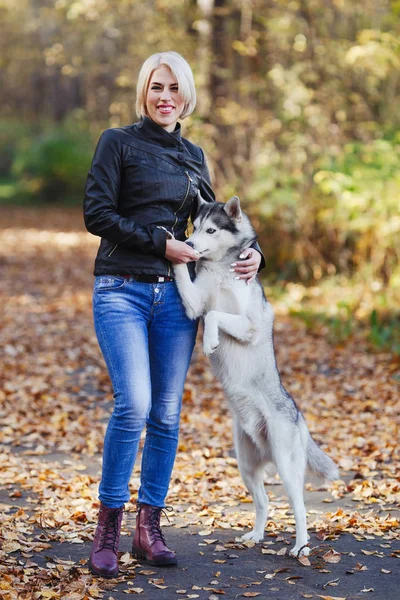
{"left": 231, "top": 248, "right": 262, "bottom": 284}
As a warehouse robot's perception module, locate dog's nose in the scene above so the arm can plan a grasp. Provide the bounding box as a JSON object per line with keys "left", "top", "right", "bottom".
{"left": 185, "top": 241, "right": 194, "bottom": 248}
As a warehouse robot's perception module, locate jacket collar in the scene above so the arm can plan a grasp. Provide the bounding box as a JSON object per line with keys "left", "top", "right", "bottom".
{"left": 136, "top": 116, "right": 182, "bottom": 147}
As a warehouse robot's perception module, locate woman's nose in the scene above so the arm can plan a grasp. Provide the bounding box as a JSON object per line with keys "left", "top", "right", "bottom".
{"left": 161, "top": 91, "right": 172, "bottom": 101}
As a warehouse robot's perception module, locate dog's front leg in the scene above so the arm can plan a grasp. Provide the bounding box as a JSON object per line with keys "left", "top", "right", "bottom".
{"left": 173, "top": 263, "right": 205, "bottom": 320}
{"left": 203, "top": 311, "right": 255, "bottom": 356}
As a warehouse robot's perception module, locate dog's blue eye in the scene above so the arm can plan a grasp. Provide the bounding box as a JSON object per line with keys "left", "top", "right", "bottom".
{"left": 206, "top": 228, "right": 216, "bottom": 234}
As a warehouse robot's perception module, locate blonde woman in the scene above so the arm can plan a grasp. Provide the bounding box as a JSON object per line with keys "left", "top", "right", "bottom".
{"left": 84, "top": 51, "right": 264, "bottom": 578}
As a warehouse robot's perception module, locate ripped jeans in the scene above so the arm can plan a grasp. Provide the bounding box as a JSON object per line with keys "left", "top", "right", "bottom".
{"left": 93, "top": 275, "right": 197, "bottom": 508}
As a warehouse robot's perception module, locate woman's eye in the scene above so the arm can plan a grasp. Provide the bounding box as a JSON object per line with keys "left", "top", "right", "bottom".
{"left": 206, "top": 228, "right": 216, "bottom": 234}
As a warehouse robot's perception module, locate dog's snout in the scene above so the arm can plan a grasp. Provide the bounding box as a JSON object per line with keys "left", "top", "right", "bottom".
{"left": 185, "top": 240, "right": 194, "bottom": 248}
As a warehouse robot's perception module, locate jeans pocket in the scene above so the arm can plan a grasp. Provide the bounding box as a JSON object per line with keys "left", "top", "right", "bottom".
{"left": 94, "top": 275, "right": 127, "bottom": 292}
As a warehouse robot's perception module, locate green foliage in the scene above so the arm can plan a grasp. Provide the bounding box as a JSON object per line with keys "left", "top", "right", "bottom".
{"left": 264, "top": 276, "right": 400, "bottom": 355}
{"left": 11, "top": 120, "right": 95, "bottom": 203}
{"left": 369, "top": 309, "right": 400, "bottom": 354}
{"left": 289, "top": 305, "right": 400, "bottom": 354}
{"left": 0, "top": 120, "right": 32, "bottom": 176}
{"left": 1, "top": 0, "right": 400, "bottom": 282}
{"left": 246, "top": 134, "right": 400, "bottom": 283}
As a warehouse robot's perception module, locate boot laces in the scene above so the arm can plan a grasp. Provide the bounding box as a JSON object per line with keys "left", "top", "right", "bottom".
{"left": 98, "top": 506, "right": 123, "bottom": 554}
{"left": 148, "top": 506, "right": 172, "bottom": 546}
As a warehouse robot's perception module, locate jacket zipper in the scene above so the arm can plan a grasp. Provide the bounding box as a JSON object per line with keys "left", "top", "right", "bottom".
{"left": 168, "top": 171, "right": 192, "bottom": 277}
{"left": 172, "top": 171, "right": 192, "bottom": 236}
{"left": 108, "top": 244, "right": 118, "bottom": 257}
{"left": 107, "top": 172, "right": 193, "bottom": 275}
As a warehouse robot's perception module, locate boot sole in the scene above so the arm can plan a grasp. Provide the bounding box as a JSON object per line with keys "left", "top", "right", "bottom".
{"left": 132, "top": 546, "right": 177, "bottom": 566}
{"left": 89, "top": 559, "right": 119, "bottom": 579}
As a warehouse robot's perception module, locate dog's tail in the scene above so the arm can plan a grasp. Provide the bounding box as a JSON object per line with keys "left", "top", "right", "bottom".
{"left": 307, "top": 436, "right": 339, "bottom": 481}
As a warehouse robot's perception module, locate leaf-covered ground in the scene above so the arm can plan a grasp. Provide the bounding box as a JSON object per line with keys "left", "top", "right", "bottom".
{"left": 0, "top": 207, "right": 399, "bottom": 599}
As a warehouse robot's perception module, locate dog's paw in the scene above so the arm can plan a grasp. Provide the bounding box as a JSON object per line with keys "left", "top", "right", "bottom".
{"left": 203, "top": 313, "right": 219, "bottom": 355}
{"left": 203, "top": 335, "right": 219, "bottom": 356}
{"left": 172, "top": 263, "right": 186, "bottom": 275}
{"left": 289, "top": 544, "right": 310, "bottom": 558}
{"left": 185, "top": 306, "right": 199, "bottom": 320}
{"left": 240, "top": 530, "right": 264, "bottom": 543}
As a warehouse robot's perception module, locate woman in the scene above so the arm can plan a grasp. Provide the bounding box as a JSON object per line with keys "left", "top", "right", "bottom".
{"left": 84, "top": 51, "right": 264, "bottom": 578}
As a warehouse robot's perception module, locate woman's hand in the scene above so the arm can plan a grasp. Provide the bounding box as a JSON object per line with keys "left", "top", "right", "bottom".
{"left": 231, "top": 248, "right": 262, "bottom": 284}
{"left": 165, "top": 239, "right": 200, "bottom": 264}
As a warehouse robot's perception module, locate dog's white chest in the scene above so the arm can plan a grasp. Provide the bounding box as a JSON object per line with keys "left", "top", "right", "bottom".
{"left": 210, "top": 277, "right": 250, "bottom": 315}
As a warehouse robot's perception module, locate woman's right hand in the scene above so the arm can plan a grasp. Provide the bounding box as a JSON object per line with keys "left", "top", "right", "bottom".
{"left": 165, "top": 239, "right": 200, "bottom": 264}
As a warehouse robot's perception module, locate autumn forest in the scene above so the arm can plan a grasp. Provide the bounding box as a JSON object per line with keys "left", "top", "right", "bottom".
{"left": 0, "top": 1, "right": 399, "bottom": 598}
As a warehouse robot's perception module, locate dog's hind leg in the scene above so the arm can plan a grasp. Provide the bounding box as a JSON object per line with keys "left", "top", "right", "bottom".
{"left": 272, "top": 436, "right": 309, "bottom": 557}
{"left": 233, "top": 420, "right": 269, "bottom": 543}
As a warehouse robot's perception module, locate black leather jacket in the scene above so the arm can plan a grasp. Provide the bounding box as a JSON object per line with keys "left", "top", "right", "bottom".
{"left": 84, "top": 116, "right": 263, "bottom": 276}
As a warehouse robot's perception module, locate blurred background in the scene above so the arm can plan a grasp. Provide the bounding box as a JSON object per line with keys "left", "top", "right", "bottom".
{"left": 1, "top": 0, "right": 400, "bottom": 352}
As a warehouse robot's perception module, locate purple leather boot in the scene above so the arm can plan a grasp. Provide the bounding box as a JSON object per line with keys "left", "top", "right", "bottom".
{"left": 132, "top": 503, "right": 177, "bottom": 566}
{"left": 89, "top": 503, "right": 124, "bottom": 578}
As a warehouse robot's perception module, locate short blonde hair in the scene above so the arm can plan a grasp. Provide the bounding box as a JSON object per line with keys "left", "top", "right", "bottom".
{"left": 136, "top": 52, "right": 196, "bottom": 120}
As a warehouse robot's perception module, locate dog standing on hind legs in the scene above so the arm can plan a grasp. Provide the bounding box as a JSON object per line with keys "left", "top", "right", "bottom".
{"left": 172, "top": 193, "right": 339, "bottom": 558}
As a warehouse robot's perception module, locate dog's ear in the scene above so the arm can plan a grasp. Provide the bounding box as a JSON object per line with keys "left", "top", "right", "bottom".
{"left": 191, "top": 191, "right": 208, "bottom": 219}
{"left": 224, "top": 196, "right": 242, "bottom": 222}
{"left": 196, "top": 190, "right": 208, "bottom": 208}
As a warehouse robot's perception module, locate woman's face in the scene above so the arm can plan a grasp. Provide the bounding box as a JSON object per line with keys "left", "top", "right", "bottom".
{"left": 145, "top": 66, "right": 185, "bottom": 132}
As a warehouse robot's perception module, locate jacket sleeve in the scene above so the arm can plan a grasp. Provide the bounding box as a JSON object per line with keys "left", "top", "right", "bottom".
{"left": 198, "top": 150, "right": 266, "bottom": 272}
{"left": 83, "top": 129, "right": 167, "bottom": 257}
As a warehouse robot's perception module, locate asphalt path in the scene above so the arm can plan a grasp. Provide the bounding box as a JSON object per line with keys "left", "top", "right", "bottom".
{"left": 1, "top": 467, "right": 398, "bottom": 600}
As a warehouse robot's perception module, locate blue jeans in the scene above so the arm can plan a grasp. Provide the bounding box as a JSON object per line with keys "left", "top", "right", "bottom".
{"left": 93, "top": 275, "right": 198, "bottom": 509}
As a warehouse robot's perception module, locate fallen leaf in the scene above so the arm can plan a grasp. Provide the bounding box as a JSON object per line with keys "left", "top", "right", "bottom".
{"left": 298, "top": 555, "right": 311, "bottom": 566}
{"left": 323, "top": 550, "right": 342, "bottom": 563}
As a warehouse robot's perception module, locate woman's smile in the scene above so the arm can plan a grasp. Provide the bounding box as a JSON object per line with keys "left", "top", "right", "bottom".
{"left": 146, "top": 65, "right": 185, "bottom": 132}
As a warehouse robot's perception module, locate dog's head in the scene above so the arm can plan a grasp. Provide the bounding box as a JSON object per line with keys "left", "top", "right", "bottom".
{"left": 186, "top": 193, "right": 255, "bottom": 261}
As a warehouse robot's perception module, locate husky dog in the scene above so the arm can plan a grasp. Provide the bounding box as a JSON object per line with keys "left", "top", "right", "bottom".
{"left": 172, "top": 194, "right": 338, "bottom": 558}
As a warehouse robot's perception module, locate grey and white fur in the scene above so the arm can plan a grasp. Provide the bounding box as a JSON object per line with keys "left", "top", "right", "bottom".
{"left": 172, "top": 193, "right": 339, "bottom": 558}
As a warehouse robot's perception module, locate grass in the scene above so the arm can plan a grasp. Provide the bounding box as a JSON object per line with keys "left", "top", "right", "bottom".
{"left": 263, "top": 274, "right": 400, "bottom": 355}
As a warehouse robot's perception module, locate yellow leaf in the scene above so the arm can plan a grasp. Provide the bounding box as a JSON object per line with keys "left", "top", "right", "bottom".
{"left": 138, "top": 569, "right": 156, "bottom": 575}
{"left": 120, "top": 551, "right": 133, "bottom": 564}
{"left": 323, "top": 549, "right": 341, "bottom": 563}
